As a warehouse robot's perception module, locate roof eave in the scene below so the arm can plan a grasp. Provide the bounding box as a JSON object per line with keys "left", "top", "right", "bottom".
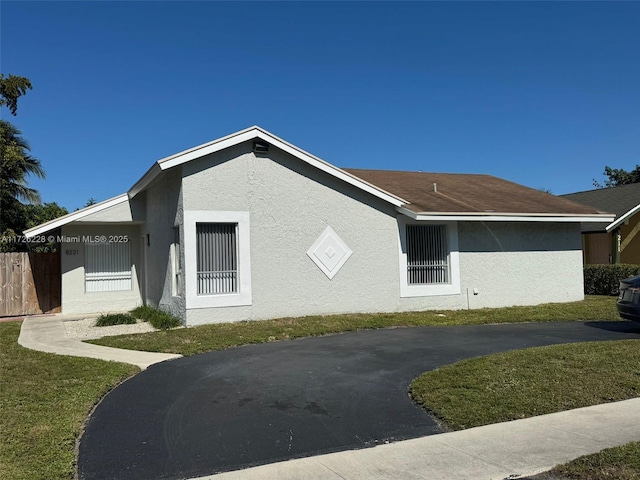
{"left": 606, "top": 203, "right": 640, "bottom": 232}
{"left": 397, "top": 206, "right": 615, "bottom": 223}
{"left": 128, "top": 163, "right": 162, "bottom": 198}
{"left": 23, "top": 194, "right": 130, "bottom": 238}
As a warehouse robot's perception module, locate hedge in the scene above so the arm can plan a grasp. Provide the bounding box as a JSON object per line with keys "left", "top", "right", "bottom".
{"left": 584, "top": 264, "right": 640, "bottom": 296}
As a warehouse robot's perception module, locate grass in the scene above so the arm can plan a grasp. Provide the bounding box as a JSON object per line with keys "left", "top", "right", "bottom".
{"left": 409, "top": 340, "right": 640, "bottom": 431}
{"left": 0, "top": 321, "right": 139, "bottom": 480}
{"left": 551, "top": 442, "right": 640, "bottom": 479}
{"left": 90, "top": 295, "right": 621, "bottom": 355}
{"left": 129, "top": 305, "right": 181, "bottom": 330}
{"left": 0, "top": 297, "right": 633, "bottom": 479}
{"left": 410, "top": 339, "right": 640, "bottom": 478}
{"left": 95, "top": 312, "right": 136, "bottom": 326}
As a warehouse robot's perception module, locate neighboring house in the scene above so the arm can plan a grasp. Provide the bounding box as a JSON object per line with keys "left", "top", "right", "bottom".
{"left": 25, "top": 126, "right": 611, "bottom": 325}
{"left": 561, "top": 184, "right": 640, "bottom": 264}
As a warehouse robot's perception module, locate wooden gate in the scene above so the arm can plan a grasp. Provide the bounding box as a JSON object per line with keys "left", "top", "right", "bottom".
{"left": 0, "top": 251, "right": 61, "bottom": 316}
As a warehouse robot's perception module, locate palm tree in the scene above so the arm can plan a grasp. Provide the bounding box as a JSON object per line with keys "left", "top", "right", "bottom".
{"left": 0, "top": 120, "right": 45, "bottom": 231}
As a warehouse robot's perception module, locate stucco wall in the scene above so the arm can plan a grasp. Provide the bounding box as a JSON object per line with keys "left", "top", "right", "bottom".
{"left": 142, "top": 168, "right": 186, "bottom": 320}
{"left": 60, "top": 224, "right": 142, "bottom": 314}
{"left": 180, "top": 142, "right": 585, "bottom": 326}
{"left": 76, "top": 200, "right": 133, "bottom": 222}
{"left": 457, "top": 222, "right": 584, "bottom": 309}
{"left": 182, "top": 142, "right": 401, "bottom": 326}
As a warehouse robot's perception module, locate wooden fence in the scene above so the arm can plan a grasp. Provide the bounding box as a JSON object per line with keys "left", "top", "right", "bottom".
{"left": 0, "top": 252, "right": 61, "bottom": 316}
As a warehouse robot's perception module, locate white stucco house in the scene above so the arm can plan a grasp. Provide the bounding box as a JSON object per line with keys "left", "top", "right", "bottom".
{"left": 25, "top": 126, "right": 612, "bottom": 326}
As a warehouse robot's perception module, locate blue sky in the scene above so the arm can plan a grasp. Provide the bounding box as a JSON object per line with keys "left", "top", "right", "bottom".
{"left": 2, "top": 1, "right": 639, "bottom": 211}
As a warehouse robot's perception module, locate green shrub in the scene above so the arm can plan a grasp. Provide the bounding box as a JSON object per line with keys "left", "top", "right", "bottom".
{"left": 129, "top": 305, "right": 160, "bottom": 321}
{"left": 148, "top": 311, "right": 181, "bottom": 330}
{"left": 584, "top": 264, "right": 640, "bottom": 296}
{"left": 130, "top": 305, "right": 181, "bottom": 330}
{"left": 95, "top": 313, "right": 137, "bottom": 327}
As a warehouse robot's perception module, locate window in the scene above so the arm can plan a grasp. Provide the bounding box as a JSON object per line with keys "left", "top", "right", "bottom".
{"left": 183, "top": 211, "right": 251, "bottom": 308}
{"left": 196, "top": 223, "right": 237, "bottom": 295}
{"left": 406, "top": 225, "right": 449, "bottom": 285}
{"left": 398, "top": 219, "right": 460, "bottom": 297}
{"left": 85, "top": 242, "right": 132, "bottom": 292}
{"left": 171, "top": 227, "right": 183, "bottom": 296}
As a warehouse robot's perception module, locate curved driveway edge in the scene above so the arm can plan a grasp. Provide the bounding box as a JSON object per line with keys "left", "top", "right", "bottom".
{"left": 18, "top": 315, "right": 181, "bottom": 369}
{"left": 200, "top": 397, "right": 640, "bottom": 480}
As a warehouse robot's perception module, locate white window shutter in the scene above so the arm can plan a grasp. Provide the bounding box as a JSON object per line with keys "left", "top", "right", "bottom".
{"left": 196, "top": 223, "right": 238, "bottom": 295}
{"left": 85, "top": 242, "right": 132, "bottom": 292}
{"left": 406, "top": 224, "right": 449, "bottom": 285}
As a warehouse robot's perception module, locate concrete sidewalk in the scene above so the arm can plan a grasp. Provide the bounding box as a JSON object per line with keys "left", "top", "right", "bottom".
{"left": 18, "top": 315, "right": 181, "bottom": 369}
{"left": 199, "top": 397, "right": 640, "bottom": 480}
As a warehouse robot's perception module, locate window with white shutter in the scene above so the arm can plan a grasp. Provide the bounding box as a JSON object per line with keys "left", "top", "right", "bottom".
{"left": 196, "top": 223, "right": 238, "bottom": 295}
{"left": 406, "top": 224, "right": 449, "bottom": 285}
{"left": 398, "top": 219, "right": 460, "bottom": 297}
{"left": 85, "top": 242, "right": 132, "bottom": 292}
{"left": 184, "top": 211, "right": 252, "bottom": 308}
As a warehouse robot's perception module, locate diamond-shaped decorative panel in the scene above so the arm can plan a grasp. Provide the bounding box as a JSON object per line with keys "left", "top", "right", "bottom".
{"left": 307, "top": 226, "right": 353, "bottom": 279}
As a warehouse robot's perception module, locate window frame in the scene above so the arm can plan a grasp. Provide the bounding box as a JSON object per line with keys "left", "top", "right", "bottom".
{"left": 397, "top": 218, "right": 460, "bottom": 297}
{"left": 183, "top": 211, "right": 252, "bottom": 308}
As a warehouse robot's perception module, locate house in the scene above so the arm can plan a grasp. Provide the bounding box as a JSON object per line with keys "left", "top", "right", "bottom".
{"left": 24, "top": 126, "right": 612, "bottom": 325}
{"left": 561, "top": 184, "right": 640, "bottom": 264}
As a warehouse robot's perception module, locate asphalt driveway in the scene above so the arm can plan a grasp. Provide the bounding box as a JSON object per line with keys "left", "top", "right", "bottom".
{"left": 78, "top": 321, "right": 640, "bottom": 480}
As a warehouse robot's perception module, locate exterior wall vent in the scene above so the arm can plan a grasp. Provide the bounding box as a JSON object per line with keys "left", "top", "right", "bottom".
{"left": 253, "top": 141, "right": 269, "bottom": 154}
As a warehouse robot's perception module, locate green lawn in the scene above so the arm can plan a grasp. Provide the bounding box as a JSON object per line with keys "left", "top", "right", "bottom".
{"left": 551, "top": 442, "right": 640, "bottom": 480}
{"left": 90, "top": 295, "right": 620, "bottom": 355}
{"left": 0, "top": 296, "right": 632, "bottom": 479}
{"left": 410, "top": 339, "right": 640, "bottom": 430}
{"left": 0, "top": 321, "right": 138, "bottom": 480}
{"left": 410, "top": 340, "right": 640, "bottom": 480}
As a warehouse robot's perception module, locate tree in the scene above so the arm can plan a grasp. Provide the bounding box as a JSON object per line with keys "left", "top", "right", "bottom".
{"left": 0, "top": 120, "right": 45, "bottom": 206}
{"left": 0, "top": 202, "right": 68, "bottom": 252}
{"left": 593, "top": 165, "right": 640, "bottom": 188}
{"left": 0, "top": 120, "right": 46, "bottom": 234}
{"left": 0, "top": 74, "right": 32, "bottom": 115}
{"left": 0, "top": 73, "right": 47, "bottom": 246}
{"left": 23, "top": 202, "right": 68, "bottom": 230}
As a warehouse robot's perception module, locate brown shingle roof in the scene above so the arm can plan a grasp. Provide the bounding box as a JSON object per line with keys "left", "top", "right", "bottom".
{"left": 342, "top": 169, "right": 606, "bottom": 215}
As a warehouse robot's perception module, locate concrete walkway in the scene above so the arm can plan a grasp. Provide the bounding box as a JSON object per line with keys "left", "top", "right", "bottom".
{"left": 200, "top": 397, "right": 640, "bottom": 480}
{"left": 18, "top": 315, "right": 181, "bottom": 369}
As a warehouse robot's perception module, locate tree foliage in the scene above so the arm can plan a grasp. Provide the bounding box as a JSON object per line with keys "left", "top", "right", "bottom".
{"left": 0, "top": 202, "right": 68, "bottom": 252}
{"left": 0, "top": 73, "right": 49, "bottom": 249}
{"left": 0, "top": 120, "right": 46, "bottom": 242}
{"left": 0, "top": 120, "right": 45, "bottom": 206}
{"left": 23, "top": 202, "right": 68, "bottom": 230}
{"left": 594, "top": 165, "right": 640, "bottom": 188}
{"left": 0, "top": 74, "right": 32, "bottom": 116}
